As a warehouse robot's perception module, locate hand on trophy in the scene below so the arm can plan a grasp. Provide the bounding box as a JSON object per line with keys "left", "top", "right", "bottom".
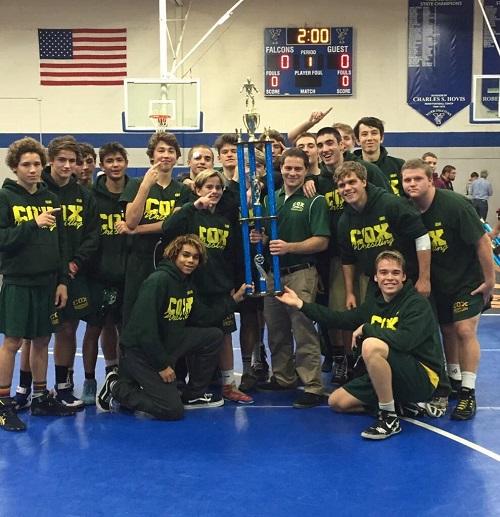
{"left": 269, "top": 239, "right": 290, "bottom": 256}
{"left": 232, "top": 283, "right": 254, "bottom": 302}
{"left": 250, "top": 228, "right": 268, "bottom": 245}
{"left": 276, "top": 286, "right": 303, "bottom": 309}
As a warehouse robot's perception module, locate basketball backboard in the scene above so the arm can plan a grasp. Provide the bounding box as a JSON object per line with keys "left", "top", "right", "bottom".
{"left": 124, "top": 78, "right": 201, "bottom": 131}
{"left": 471, "top": 74, "right": 500, "bottom": 123}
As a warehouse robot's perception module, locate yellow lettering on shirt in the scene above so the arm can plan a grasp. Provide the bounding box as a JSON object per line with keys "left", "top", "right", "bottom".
{"left": 164, "top": 296, "right": 194, "bottom": 321}
{"left": 12, "top": 204, "right": 56, "bottom": 231}
{"left": 325, "top": 189, "right": 344, "bottom": 212}
{"left": 370, "top": 314, "right": 399, "bottom": 330}
{"left": 61, "top": 204, "right": 84, "bottom": 229}
{"left": 100, "top": 213, "right": 123, "bottom": 236}
{"left": 144, "top": 198, "right": 175, "bottom": 221}
{"left": 389, "top": 174, "right": 400, "bottom": 196}
{"left": 429, "top": 228, "right": 448, "bottom": 253}
{"left": 350, "top": 223, "right": 394, "bottom": 250}
{"left": 198, "top": 226, "right": 229, "bottom": 249}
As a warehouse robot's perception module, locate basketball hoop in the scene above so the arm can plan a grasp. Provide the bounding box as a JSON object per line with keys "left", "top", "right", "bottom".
{"left": 149, "top": 114, "right": 171, "bottom": 133}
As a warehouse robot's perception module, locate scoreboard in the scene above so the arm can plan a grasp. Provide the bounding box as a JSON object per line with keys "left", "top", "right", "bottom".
{"left": 264, "top": 27, "right": 353, "bottom": 97}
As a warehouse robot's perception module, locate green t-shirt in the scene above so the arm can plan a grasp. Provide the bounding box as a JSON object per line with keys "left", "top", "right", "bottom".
{"left": 418, "top": 189, "right": 484, "bottom": 294}
{"left": 264, "top": 187, "right": 330, "bottom": 268}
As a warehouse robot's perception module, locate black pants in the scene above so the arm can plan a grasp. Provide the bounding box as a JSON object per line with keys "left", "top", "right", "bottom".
{"left": 472, "top": 198, "right": 488, "bottom": 220}
{"left": 112, "top": 327, "right": 223, "bottom": 420}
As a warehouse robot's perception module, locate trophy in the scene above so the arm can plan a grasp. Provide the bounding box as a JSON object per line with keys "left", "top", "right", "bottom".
{"left": 237, "top": 78, "right": 281, "bottom": 296}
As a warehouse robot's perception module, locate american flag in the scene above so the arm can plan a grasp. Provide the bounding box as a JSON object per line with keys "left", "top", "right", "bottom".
{"left": 38, "top": 28, "right": 127, "bottom": 86}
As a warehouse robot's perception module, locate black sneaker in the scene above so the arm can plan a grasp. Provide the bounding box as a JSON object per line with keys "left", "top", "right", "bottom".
{"left": 54, "top": 383, "right": 85, "bottom": 410}
{"left": 257, "top": 376, "right": 296, "bottom": 391}
{"left": 397, "top": 402, "right": 427, "bottom": 418}
{"left": 361, "top": 411, "right": 402, "bottom": 440}
{"left": 96, "top": 370, "right": 119, "bottom": 412}
{"left": 449, "top": 377, "right": 462, "bottom": 400}
{"left": 14, "top": 386, "right": 32, "bottom": 410}
{"left": 183, "top": 393, "right": 224, "bottom": 409}
{"left": 0, "top": 399, "right": 26, "bottom": 432}
{"left": 451, "top": 388, "right": 476, "bottom": 421}
{"left": 331, "top": 357, "right": 348, "bottom": 385}
{"left": 293, "top": 392, "right": 325, "bottom": 409}
{"left": 239, "top": 372, "right": 258, "bottom": 393}
{"left": 321, "top": 356, "right": 333, "bottom": 373}
{"left": 31, "top": 392, "right": 77, "bottom": 417}
{"left": 253, "top": 363, "right": 269, "bottom": 383}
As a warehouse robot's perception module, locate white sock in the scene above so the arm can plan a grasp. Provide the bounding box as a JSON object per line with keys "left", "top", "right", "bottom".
{"left": 447, "top": 363, "right": 461, "bottom": 380}
{"left": 379, "top": 400, "right": 395, "bottom": 413}
{"left": 461, "top": 371, "right": 477, "bottom": 390}
{"left": 221, "top": 369, "right": 235, "bottom": 386}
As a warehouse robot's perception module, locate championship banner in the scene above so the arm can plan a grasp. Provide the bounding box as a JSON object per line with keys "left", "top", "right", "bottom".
{"left": 407, "top": 0, "right": 473, "bottom": 126}
{"left": 482, "top": 0, "right": 500, "bottom": 111}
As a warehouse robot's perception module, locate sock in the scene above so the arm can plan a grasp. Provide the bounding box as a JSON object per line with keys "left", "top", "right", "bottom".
{"left": 221, "top": 369, "right": 235, "bottom": 386}
{"left": 105, "top": 360, "right": 119, "bottom": 374}
{"left": 19, "top": 369, "right": 32, "bottom": 389}
{"left": 0, "top": 385, "right": 11, "bottom": 399}
{"left": 447, "top": 363, "right": 461, "bottom": 380}
{"left": 461, "top": 371, "right": 477, "bottom": 391}
{"left": 242, "top": 356, "right": 252, "bottom": 375}
{"left": 85, "top": 371, "right": 95, "bottom": 380}
{"left": 379, "top": 400, "right": 396, "bottom": 414}
{"left": 32, "top": 381, "right": 47, "bottom": 398}
{"left": 55, "top": 365, "right": 68, "bottom": 386}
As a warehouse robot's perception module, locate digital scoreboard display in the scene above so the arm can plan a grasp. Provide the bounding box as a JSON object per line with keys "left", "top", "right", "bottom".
{"left": 264, "top": 27, "right": 353, "bottom": 97}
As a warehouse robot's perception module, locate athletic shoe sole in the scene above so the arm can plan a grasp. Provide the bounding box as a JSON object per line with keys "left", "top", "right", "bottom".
{"left": 183, "top": 399, "right": 224, "bottom": 410}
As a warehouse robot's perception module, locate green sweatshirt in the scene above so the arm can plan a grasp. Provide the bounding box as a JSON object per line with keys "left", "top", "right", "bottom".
{"left": 42, "top": 168, "right": 99, "bottom": 271}
{"left": 354, "top": 146, "right": 405, "bottom": 196}
{"left": 338, "top": 184, "right": 428, "bottom": 280}
{"left": 88, "top": 174, "right": 129, "bottom": 285}
{"left": 0, "top": 178, "right": 68, "bottom": 286}
{"left": 301, "top": 281, "right": 444, "bottom": 376}
{"left": 120, "top": 260, "right": 237, "bottom": 370}
{"left": 162, "top": 201, "right": 236, "bottom": 295}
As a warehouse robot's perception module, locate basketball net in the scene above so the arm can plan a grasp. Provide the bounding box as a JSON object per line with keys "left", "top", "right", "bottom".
{"left": 149, "top": 114, "right": 171, "bottom": 133}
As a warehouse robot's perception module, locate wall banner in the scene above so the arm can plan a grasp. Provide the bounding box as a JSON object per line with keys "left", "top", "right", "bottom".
{"left": 482, "top": 0, "right": 500, "bottom": 111}
{"left": 407, "top": 0, "right": 473, "bottom": 126}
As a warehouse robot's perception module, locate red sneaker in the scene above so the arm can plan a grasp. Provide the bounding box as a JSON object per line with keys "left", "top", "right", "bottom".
{"left": 222, "top": 383, "right": 254, "bottom": 405}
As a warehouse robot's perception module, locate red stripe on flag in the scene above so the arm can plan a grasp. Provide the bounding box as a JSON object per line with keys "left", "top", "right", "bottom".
{"left": 41, "top": 63, "right": 126, "bottom": 68}
{"left": 73, "top": 37, "right": 126, "bottom": 42}
{"left": 72, "top": 29, "right": 126, "bottom": 34}
{"left": 40, "top": 71, "right": 127, "bottom": 77}
{"left": 41, "top": 80, "right": 124, "bottom": 86}
{"left": 73, "top": 45, "right": 126, "bottom": 51}
{"left": 73, "top": 54, "right": 127, "bottom": 59}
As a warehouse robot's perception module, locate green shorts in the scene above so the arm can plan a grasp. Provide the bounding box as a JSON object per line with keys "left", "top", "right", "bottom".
{"left": 199, "top": 294, "right": 237, "bottom": 335}
{"left": 343, "top": 348, "right": 437, "bottom": 412}
{"left": 57, "top": 274, "right": 93, "bottom": 323}
{"left": 0, "top": 283, "right": 58, "bottom": 339}
{"left": 84, "top": 279, "right": 124, "bottom": 327}
{"left": 431, "top": 288, "right": 484, "bottom": 325}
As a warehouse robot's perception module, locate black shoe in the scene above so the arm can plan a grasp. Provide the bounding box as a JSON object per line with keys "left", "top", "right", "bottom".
{"left": 0, "top": 399, "right": 26, "bottom": 432}
{"left": 361, "top": 411, "right": 401, "bottom": 440}
{"left": 96, "top": 370, "right": 119, "bottom": 412}
{"left": 183, "top": 392, "right": 224, "bottom": 409}
{"left": 257, "top": 376, "right": 296, "bottom": 391}
{"left": 54, "top": 383, "right": 85, "bottom": 410}
{"left": 449, "top": 377, "right": 462, "bottom": 400}
{"left": 331, "top": 357, "right": 348, "bottom": 385}
{"left": 239, "top": 372, "right": 258, "bottom": 393}
{"left": 292, "top": 392, "right": 325, "bottom": 409}
{"left": 253, "top": 364, "right": 269, "bottom": 383}
{"left": 397, "top": 402, "right": 427, "bottom": 418}
{"left": 321, "top": 356, "right": 333, "bottom": 373}
{"left": 31, "top": 392, "right": 77, "bottom": 417}
{"left": 451, "top": 388, "right": 476, "bottom": 421}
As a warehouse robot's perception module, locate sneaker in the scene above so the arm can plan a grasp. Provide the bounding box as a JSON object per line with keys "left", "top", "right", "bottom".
{"left": 0, "top": 399, "right": 26, "bottom": 432}
{"left": 293, "top": 392, "right": 325, "bottom": 409}
{"left": 223, "top": 383, "right": 254, "bottom": 404}
{"left": 239, "top": 372, "right": 257, "bottom": 393}
{"left": 54, "top": 383, "right": 85, "bottom": 410}
{"left": 361, "top": 411, "right": 402, "bottom": 440}
{"left": 257, "top": 376, "right": 296, "bottom": 391}
{"left": 419, "top": 396, "right": 448, "bottom": 418}
{"left": 183, "top": 393, "right": 224, "bottom": 409}
{"left": 449, "top": 377, "right": 462, "bottom": 399}
{"left": 321, "top": 356, "right": 333, "bottom": 373}
{"left": 451, "top": 388, "right": 476, "bottom": 421}
{"left": 14, "top": 386, "right": 32, "bottom": 410}
{"left": 96, "top": 370, "right": 119, "bottom": 412}
{"left": 331, "top": 357, "right": 348, "bottom": 385}
{"left": 31, "top": 392, "right": 77, "bottom": 417}
{"left": 397, "top": 402, "right": 427, "bottom": 418}
{"left": 81, "top": 379, "right": 97, "bottom": 406}
{"left": 253, "top": 363, "right": 269, "bottom": 383}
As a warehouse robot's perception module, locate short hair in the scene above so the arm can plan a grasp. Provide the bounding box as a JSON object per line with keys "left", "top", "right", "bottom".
{"left": 316, "top": 126, "right": 342, "bottom": 144}
{"left": 214, "top": 133, "right": 238, "bottom": 154}
{"left": 187, "top": 144, "right": 214, "bottom": 162}
{"left": 480, "top": 169, "right": 488, "bottom": 178}
{"left": 99, "top": 142, "right": 128, "bottom": 163}
{"left": 402, "top": 158, "right": 433, "bottom": 179}
{"left": 334, "top": 160, "right": 367, "bottom": 183}
{"left": 146, "top": 132, "right": 181, "bottom": 160}
{"left": 441, "top": 165, "right": 455, "bottom": 177}
{"left": 375, "top": 249, "right": 406, "bottom": 273}
{"left": 79, "top": 142, "right": 96, "bottom": 161}
{"left": 47, "top": 135, "right": 82, "bottom": 162}
{"left": 193, "top": 169, "right": 224, "bottom": 190}
{"left": 353, "top": 116, "right": 385, "bottom": 139}
{"left": 261, "top": 129, "right": 285, "bottom": 145}
{"left": 333, "top": 122, "right": 355, "bottom": 137}
{"left": 279, "top": 147, "right": 309, "bottom": 170}
{"left": 163, "top": 234, "right": 207, "bottom": 266}
{"left": 421, "top": 151, "right": 437, "bottom": 161}
{"left": 295, "top": 132, "right": 317, "bottom": 145}
{"left": 470, "top": 171, "right": 479, "bottom": 179}
{"left": 6, "top": 137, "right": 47, "bottom": 170}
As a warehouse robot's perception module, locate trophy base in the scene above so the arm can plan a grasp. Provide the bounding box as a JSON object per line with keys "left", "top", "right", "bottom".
{"left": 246, "top": 289, "right": 283, "bottom": 298}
